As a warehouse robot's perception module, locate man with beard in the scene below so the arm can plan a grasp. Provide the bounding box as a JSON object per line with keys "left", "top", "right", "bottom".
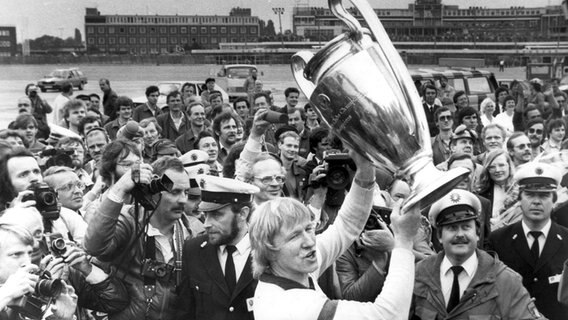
{"left": 25, "top": 83, "right": 52, "bottom": 140}
{"left": 526, "top": 119, "right": 545, "bottom": 158}
{"left": 99, "top": 78, "right": 118, "bottom": 119}
{"left": 213, "top": 111, "right": 238, "bottom": 165}
{"left": 176, "top": 175, "right": 259, "bottom": 320}
{"left": 489, "top": 163, "right": 568, "bottom": 320}
{"left": 85, "top": 156, "right": 202, "bottom": 320}
{"left": 507, "top": 132, "right": 532, "bottom": 168}
{"left": 56, "top": 136, "right": 93, "bottom": 188}
{"left": 175, "top": 102, "right": 208, "bottom": 154}
{"left": 412, "top": 189, "right": 541, "bottom": 319}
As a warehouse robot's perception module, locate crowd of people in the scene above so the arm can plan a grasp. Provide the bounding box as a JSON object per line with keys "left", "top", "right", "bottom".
{"left": 0, "top": 72, "right": 566, "bottom": 320}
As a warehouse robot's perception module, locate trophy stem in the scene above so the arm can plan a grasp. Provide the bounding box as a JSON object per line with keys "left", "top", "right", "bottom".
{"left": 402, "top": 159, "right": 470, "bottom": 210}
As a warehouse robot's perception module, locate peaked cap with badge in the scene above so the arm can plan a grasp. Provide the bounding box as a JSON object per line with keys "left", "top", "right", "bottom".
{"left": 514, "top": 162, "right": 562, "bottom": 193}
{"left": 429, "top": 189, "right": 481, "bottom": 228}
{"left": 197, "top": 175, "right": 259, "bottom": 212}
{"left": 179, "top": 150, "right": 210, "bottom": 196}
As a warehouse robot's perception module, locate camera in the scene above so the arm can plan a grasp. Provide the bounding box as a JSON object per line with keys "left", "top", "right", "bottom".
{"left": 263, "top": 110, "right": 288, "bottom": 124}
{"left": 131, "top": 164, "right": 174, "bottom": 210}
{"left": 366, "top": 206, "right": 392, "bottom": 230}
{"left": 40, "top": 148, "right": 75, "bottom": 170}
{"left": 22, "top": 182, "right": 60, "bottom": 220}
{"left": 141, "top": 259, "right": 175, "bottom": 282}
{"left": 44, "top": 233, "right": 67, "bottom": 258}
{"left": 8, "top": 270, "right": 64, "bottom": 320}
{"left": 321, "top": 150, "right": 355, "bottom": 190}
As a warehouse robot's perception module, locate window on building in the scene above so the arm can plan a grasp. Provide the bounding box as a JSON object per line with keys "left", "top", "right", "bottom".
{"left": 230, "top": 27, "right": 237, "bottom": 34}
{"left": 109, "top": 27, "right": 115, "bottom": 34}
{"left": 201, "top": 27, "right": 207, "bottom": 33}
{"left": 211, "top": 37, "right": 218, "bottom": 44}
{"left": 220, "top": 37, "right": 227, "bottom": 43}
{"left": 221, "top": 27, "right": 227, "bottom": 33}
{"left": 87, "top": 27, "right": 94, "bottom": 34}
{"left": 119, "top": 27, "right": 125, "bottom": 33}
{"left": 130, "top": 27, "right": 136, "bottom": 34}
{"left": 201, "top": 37, "right": 208, "bottom": 44}
{"left": 181, "top": 27, "right": 187, "bottom": 34}
{"left": 98, "top": 37, "right": 105, "bottom": 44}
{"left": 109, "top": 37, "right": 116, "bottom": 44}
{"left": 160, "top": 37, "right": 167, "bottom": 44}
{"left": 240, "top": 27, "right": 246, "bottom": 34}
{"left": 98, "top": 27, "right": 105, "bottom": 34}
{"left": 150, "top": 27, "right": 156, "bottom": 33}
{"left": 150, "top": 37, "right": 157, "bottom": 44}
{"left": 170, "top": 27, "right": 177, "bottom": 34}
{"left": 119, "top": 37, "right": 126, "bottom": 44}
{"left": 211, "top": 27, "right": 217, "bottom": 33}
{"left": 141, "top": 47, "right": 147, "bottom": 54}
{"left": 250, "top": 26, "right": 257, "bottom": 34}
{"left": 181, "top": 37, "right": 188, "bottom": 44}
{"left": 130, "top": 37, "right": 136, "bottom": 44}
{"left": 160, "top": 27, "right": 167, "bottom": 34}
{"left": 88, "top": 38, "right": 95, "bottom": 44}
{"left": 140, "top": 38, "right": 146, "bottom": 44}
{"left": 170, "top": 37, "right": 177, "bottom": 44}
{"left": 140, "top": 27, "right": 146, "bottom": 33}
{"left": 191, "top": 27, "right": 197, "bottom": 33}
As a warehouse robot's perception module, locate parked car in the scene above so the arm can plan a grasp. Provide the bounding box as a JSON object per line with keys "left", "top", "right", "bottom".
{"left": 216, "top": 64, "right": 262, "bottom": 102}
{"left": 132, "top": 81, "right": 229, "bottom": 109}
{"left": 37, "top": 68, "right": 88, "bottom": 92}
{"left": 410, "top": 68, "right": 499, "bottom": 110}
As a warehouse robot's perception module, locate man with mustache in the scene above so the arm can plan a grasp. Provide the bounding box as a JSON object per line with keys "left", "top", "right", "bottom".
{"left": 84, "top": 127, "right": 110, "bottom": 181}
{"left": 213, "top": 111, "right": 239, "bottom": 165}
{"left": 175, "top": 175, "right": 259, "bottom": 320}
{"left": 526, "top": 119, "right": 545, "bottom": 159}
{"left": 490, "top": 163, "right": 568, "bottom": 320}
{"left": 412, "top": 189, "right": 541, "bottom": 319}
{"left": 84, "top": 156, "right": 203, "bottom": 320}
{"left": 506, "top": 132, "right": 532, "bottom": 168}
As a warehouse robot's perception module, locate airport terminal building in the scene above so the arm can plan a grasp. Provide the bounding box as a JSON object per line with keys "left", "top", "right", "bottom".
{"left": 84, "top": 7, "right": 260, "bottom": 54}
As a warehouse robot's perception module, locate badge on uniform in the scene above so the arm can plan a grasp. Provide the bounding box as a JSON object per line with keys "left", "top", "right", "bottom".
{"left": 246, "top": 297, "right": 254, "bottom": 312}
{"left": 549, "top": 274, "right": 562, "bottom": 284}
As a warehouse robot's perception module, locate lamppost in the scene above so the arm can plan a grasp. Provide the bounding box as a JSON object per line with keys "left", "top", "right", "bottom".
{"left": 273, "top": 7, "right": 285, "bottom": 48}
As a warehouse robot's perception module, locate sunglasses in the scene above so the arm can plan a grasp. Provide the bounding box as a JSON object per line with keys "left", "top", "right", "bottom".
{"left": 528, "top": 128, "right": 543, "bottom": 135}
{"left": 438, "top": 115, "right": 452, "bottom": 122}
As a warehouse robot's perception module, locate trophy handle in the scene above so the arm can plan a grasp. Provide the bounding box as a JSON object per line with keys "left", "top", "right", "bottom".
{"left": 328, "top": 0, "right": 363, "bottom": 34}
{"left": 291, "top": 51, "right": 316, "bottom": 99}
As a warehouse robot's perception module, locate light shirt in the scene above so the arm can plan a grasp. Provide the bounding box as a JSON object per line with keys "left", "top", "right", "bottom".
{"left": 494, "top": 112, "right": 514, "bottom": 136}
{"left": 170, "top": 112, "right": 184, "bottom": 131}
{"left": 522, "top": 219, "right": 551, "bottom": 256}
{"left": 218, "top": 234, "right": 251, "bottom": 281}
{"left": 440, "top": 251, "right": 478, "bottom": 306}
{"left": 147, "top": 221, "right": 189, "bottom": 263}
{"left": 491, "top": 184, "right": 507, "bottom": 219}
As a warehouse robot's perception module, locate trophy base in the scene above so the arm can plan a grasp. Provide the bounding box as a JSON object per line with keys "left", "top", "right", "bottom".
{"left": 403, "top": 165, "right": 470, "bottom": 211}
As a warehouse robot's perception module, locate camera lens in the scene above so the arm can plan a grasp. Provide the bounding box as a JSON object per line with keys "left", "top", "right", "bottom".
{"left": 155, "top": 266, "right": 167, "bottom": 278}
{"left": 35, "top": 279, "right": 63, "bottom": 297}
{"left": 51, "top": 238, "right": 66, "bottom": 252}
{"left": 326, "top": 166, "right": 350, "bottom": 190}
{"left": 39, "top": 191, "right": 57, "bottom": 206}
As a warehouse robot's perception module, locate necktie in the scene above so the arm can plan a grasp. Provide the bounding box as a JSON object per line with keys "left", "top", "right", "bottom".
{"left": 225, "top": 245, "right": 237, "bottom": 293}
{"left": 529, "top": 231, "right": 542, "bottom": 263}
{"left": 447, "top": 266, "right": 464, "bottom": 312}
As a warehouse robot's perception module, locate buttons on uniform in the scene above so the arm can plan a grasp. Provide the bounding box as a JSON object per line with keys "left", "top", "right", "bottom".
{"left": 195, "top": 285, "right": 200, "bottom": 290}
{"left": 533, "top": 277, "right": 538, "bottom": 282}
{"left": 229, "top": 306, "right": 234, "bottom": 312}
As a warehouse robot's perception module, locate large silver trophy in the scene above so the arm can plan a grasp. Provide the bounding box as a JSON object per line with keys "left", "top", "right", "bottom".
{"left": 291, "top": 0, "right": 468, "bottom": 209}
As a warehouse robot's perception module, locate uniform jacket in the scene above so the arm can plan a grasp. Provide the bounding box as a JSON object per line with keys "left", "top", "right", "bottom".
{"left": 175, "top": 234, "right": 256, "bottom": 320}
{"left": 156, "top": 112, "right": 192, "bottom": 142}
{"left": 84, "top": 198, "right": 201, "bottom": 320}
{"left": 489, "top": 221, "right": 568, "bottom": 320}
{"left": 411, "top": 249, "right": 542, "bottom": 320}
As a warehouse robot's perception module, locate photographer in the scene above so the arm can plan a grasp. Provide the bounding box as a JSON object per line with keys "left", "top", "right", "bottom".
{"left": 0, "top": 148, "right": 86, "bottom": 244}
{"left": 0, "top": 223, "right": 77, "bottom": 320}
{"left": 55, "top": 136, "right": 93, "bottom": 189}
{"left": 84, "top": 155, "right": 203, "bottom": 320}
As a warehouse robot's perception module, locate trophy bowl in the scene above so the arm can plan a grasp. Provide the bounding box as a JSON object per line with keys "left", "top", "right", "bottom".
{"left": 291, "top": 0, "right": 468, "bottom": 209}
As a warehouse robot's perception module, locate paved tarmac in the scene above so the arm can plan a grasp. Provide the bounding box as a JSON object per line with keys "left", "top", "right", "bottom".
{"left": 0, "top": 63, "right": 526, "bottom": 130}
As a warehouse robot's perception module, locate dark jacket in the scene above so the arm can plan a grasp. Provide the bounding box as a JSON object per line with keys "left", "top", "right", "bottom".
{"left": 156, "top": 112, "right": 192, "bottom": 142}
{"left": 489, "top": 221, "right": 568, "bottom": 320}
{"left": 84, "top": 197, "right": 200, "bottom": 320}
{"left": 431, "top": 134, "right": 450, "bottom": 166}
{"left": 423, "top": 102, "right": 439, "bottom": 137}
{"left": 411, "top": 249, "right": 542, "bottom": 319}
{"left": 132, "top": 103, "right": 162, "bottom": 122}
{"left": 103, "top": 89, "right": 118, "bottom": 118}
{"left": 175, "top": 235, "right": 256, "bottom": 320}
{"left": 282, "top": 160, "right": 308, "bottom": 201}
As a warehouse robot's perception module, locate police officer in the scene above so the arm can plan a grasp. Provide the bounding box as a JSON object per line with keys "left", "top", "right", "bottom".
{"left": 176, "top": 175, "right": 259, "bottom": 320}
{"left": 412, "top": 189, "right": 543, "bottom": 319}
{"left": 490, "top": 162, "right": 568, "bottom": 320}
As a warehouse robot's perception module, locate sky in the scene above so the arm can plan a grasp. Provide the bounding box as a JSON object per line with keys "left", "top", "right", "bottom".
{"left": 0, "top": 0, "right": 560, "bottom": 42}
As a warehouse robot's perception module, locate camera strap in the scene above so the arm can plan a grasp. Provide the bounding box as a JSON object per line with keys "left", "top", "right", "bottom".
{"left": 173, "top": 220, "right": 184, "bottom": 288}
{"left": 143, "top": 235, "right": 157, "bottom": 315}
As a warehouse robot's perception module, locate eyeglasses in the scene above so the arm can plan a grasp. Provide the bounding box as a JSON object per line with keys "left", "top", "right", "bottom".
{"left": 255, "top": 175, "right": 286, "bottom": 185}
{"left": 438, "top": 115, "right": 452, "bottom": 122}
{"left": 528, "top": 128, "right": 543, "bottom": 135}
{"left": 514, "top": 143, "right": 530, "bottom": 150}
{"left": 56, "top": 181, "right": 86, "bottom": 192}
